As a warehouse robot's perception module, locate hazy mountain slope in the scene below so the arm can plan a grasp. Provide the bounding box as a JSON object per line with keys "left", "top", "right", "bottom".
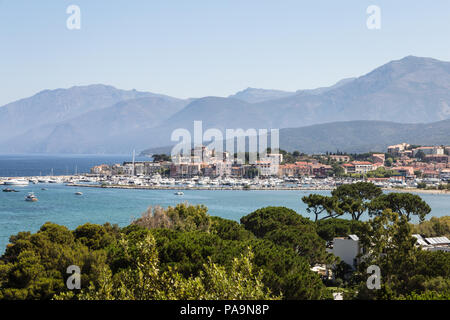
{"left": 163, "top": 97, "right": 268, "bottom": 130}
{"left": 229, "top": 88, "right": 295, "bottom": 103}
{"left": 141, "top": 119, "right": 450, "bottom": 155}
{"left": 64, "top": 96, "right": 188, "bottom": 137}
{"left": 279, "top": 119, "right": 450, "bottom": 154}
{"left": 78, "top": 97, "right": 272, "bottom": 154}
{"left": 1, "top": 56, "right": 450, "bottom": 154}
{"left": 1, "top": 96, "right": 188, "bottom": 154}
{"left": 229, "top": 78, "right": 356, "bottom": 103}
{"left": 294, "top": 78, "right": 356, "bottom": 96}
{"left": 252, "top": 56, "right": 450, "bottom": 128}
{"left": 0, "top": 84, "right": 161, "bottom": 142}
{"left": 139, "top": 56, "right": 450, "bottom": 151}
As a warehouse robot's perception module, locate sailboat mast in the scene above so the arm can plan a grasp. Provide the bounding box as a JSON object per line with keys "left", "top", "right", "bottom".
{"left": 132, "top": 149, "right": 136, "bottom": 176}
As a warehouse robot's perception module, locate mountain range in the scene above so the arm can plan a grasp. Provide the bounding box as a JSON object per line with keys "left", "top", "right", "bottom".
{"left": 0, "top": 56, "right": 449, "bottom": 154}
{"left": 279, "top": 119, "right": 450, "bottom": 154}
{"left": 140, "top": 119, "right": 450, "bottom": 155}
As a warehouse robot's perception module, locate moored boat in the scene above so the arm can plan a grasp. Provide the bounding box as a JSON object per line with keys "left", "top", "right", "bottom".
{"left": 4, "top": 179, "right": 29, "bottom": 186}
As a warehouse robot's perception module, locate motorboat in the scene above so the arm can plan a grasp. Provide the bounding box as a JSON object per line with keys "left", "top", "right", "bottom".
{"left": 3, "top": 188, "right": 19, "bottom": 193}
{"left": 48, "top": 179, "right": 63, "bottom": 184}
{"left": 25, "top": 192, "right": 38, "bottom": 202}
{"left": 4, "top": 179, "right": 29, "bottom": 186}
{"left": 174, "top": 191, "right": 184, "bottom": 196}
{"left": 75, "top": 192, "right": 83, "bottom": 196}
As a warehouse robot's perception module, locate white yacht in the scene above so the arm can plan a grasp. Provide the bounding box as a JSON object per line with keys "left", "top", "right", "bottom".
{"left": 48, "top": 178, "right": 63, "bottom": 184}
{"left": 4, "top": 179, "right": 29, "bottom": 186}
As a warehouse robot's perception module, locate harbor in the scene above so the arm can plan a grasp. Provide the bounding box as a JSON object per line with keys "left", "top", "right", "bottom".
{"left": 1, "top": 174, "right": 449, "bottom": 194}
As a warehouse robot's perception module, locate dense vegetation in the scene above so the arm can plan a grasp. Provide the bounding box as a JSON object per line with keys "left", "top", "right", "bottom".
{"left": 0, "top": 187, "right": 449, "bottom": 300}
{"left": 353, "top": 210, "right": 450, "bottom": 300}
{"left": 302, "top": 182, "right": 431, "bottom": 222}
{"left": 0, "top": 204, "right": 330, "bottom": 300}
{"left": 413, "top": 216, "right": 450, "bottom": 238}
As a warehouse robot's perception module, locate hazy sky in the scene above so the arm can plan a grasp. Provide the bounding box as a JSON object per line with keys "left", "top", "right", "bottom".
{"left": 0, "top": 0, "right": 449, "bottom": 105}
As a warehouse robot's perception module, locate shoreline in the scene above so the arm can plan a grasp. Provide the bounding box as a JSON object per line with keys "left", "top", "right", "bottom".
{"left": 66, "top": 183, "right": 334, "bottom": 191}
{"left": 1, "top": 175, "right": 448, "bottom": 195}
{"left": 66, "top": 183, "right": 450, "bottom": 195}
{"left": 387, "top": 188, "right": 450, "bottom": 195}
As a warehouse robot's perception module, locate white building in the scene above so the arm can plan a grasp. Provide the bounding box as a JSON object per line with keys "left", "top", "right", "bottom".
{"left": 255, "top": 161, "right": 276, "bottom": 177}
{"left": 123, "top": 163, "right": 135, "bottom": 176}
{"left": 172, "top": 154, "right": 192, "bottom": 165}
{"left": 262, "top": 153, "right": 283, "bottom": 165}
{"left": 387, "top": 143, "right": 410, "bottom": 156}
{"left": 327, "top": 235, "right": 362, "bottom": 269}
{"left": 413, "top": 146, "right": 445, "bottom": 157}
{"left": 255, "top": 153, "right": 283, "bottom": 177}
{"left": 353, "top": 161, "right": 374, "bottom": 174}
{"left": 413, "top": 234, "right": 450, "bottom": 252}
{"left": 215, "top": 161, "right": 232, "bottom": 177}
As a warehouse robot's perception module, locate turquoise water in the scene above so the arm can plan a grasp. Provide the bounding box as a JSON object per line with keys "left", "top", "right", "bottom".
{"left": 0, "top": 184, "right": 449, "bottom": 253}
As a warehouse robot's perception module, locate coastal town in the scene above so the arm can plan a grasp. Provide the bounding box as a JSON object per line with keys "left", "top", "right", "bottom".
{"left": 2, "top": 143, "right": 449, "bottom": 192}
{"left": 78, "top": 143, "right": 450, "bottom": 191}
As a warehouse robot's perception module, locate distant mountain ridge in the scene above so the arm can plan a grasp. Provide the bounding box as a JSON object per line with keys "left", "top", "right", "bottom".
{"left": 229, "top": 88, "right": 296, "bottom": 103}
{"left": 228, "top": 78, "right": 356, "bottom": 103}
{"left": 0, "top": 56, "right": 449, "bottom": 154}
{"left": 140, "top": 119, "right": 450, "bottom": 155}
{"left": 133, "top": 56, "right": 450, "bottom": 152}
{"left": 1, "top": 95, "right": 189, "bottom": 154}
{"left": 0, "top": 84, "right": 169, "bottom": 143}
{"left": 279, "top": 119, "right": 450, "bottom": 154}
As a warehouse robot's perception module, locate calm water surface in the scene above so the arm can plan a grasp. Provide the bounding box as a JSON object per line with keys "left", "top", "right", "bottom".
{"left": 0, "top": 154, "right": 147, "bottom": 177}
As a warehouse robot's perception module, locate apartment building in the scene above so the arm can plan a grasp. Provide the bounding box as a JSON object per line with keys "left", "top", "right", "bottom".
{"left": 387, "top": 143, "right": 410, "bottom": 156}
{"left": 413, "top": 146, "right": 445, "bottom": 157}
{"left": 329, "top": 155, "right": 351, "bottom": 163}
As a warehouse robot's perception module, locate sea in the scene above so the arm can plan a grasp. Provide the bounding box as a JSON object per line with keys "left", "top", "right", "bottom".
{"left": 0, "top": 153, "right": 148, "bottom": 177}
{"left": 0, "top": 154, "right": 449, "bottom": 253}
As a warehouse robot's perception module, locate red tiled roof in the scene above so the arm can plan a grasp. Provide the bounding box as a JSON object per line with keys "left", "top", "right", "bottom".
{"left": 352, "top": 161, "right": 373, "bottom": 165}
{"left": 342, "top": 163, "right": 354, "bottom": 167}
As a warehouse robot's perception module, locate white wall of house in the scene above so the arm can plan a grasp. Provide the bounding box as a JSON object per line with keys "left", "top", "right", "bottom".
{"left": 332, "top": 238, "right": 361, "bottom": 269}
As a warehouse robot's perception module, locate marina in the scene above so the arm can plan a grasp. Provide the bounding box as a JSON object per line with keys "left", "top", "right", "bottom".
{"left": 1, "top": 173, "right": 449, "bottom": 193}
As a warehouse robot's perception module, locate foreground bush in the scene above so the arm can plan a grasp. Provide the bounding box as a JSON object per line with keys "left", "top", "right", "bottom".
{"left": 132, "top": 203, "right": 211, "bottom": 232}
{"left": 0, "top": 205, "right": 330, "bottom": 300}
{"left": 55, "top": 234, "right": 279, "bottom": 300}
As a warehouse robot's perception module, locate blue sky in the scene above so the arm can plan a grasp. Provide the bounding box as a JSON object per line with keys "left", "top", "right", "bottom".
{"left": 0, "top": 0, "right": 449, "bottom": 105}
